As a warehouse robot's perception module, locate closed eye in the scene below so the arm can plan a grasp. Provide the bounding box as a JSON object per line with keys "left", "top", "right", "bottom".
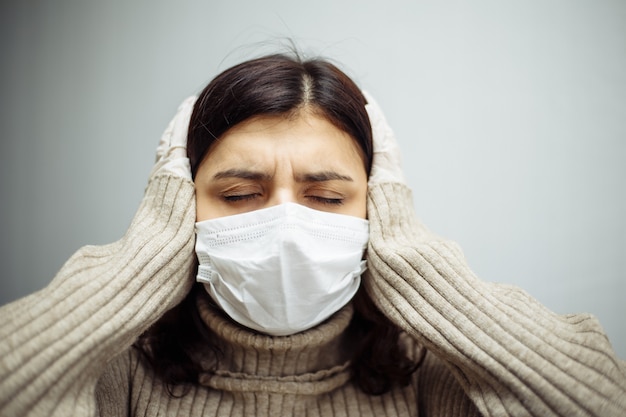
{"left": 222, "top": 193, "right": 261, "bottom": 202}
{"left": 306, "top": 195, "right": 344, "bottom": 206}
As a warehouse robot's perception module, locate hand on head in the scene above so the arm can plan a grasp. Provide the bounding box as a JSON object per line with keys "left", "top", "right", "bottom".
{"left": 363, "top": 91, "right": 405, "bottom": 187}
{"left": 150, "top": 96, "right": 197, "bottom": 180}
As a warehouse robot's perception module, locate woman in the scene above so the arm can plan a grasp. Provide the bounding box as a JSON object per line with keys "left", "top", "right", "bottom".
{"left": 1, "top": 54, "right": 624, "bottom": 417}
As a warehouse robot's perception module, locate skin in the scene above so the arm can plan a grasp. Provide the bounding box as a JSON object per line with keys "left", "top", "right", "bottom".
{"left": 195, "top": 110, "right": 368, "bottom": 221}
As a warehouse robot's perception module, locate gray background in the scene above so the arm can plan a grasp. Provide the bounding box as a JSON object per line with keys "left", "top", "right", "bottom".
{"left": 1, "top": 1, "right": 624, "bottom": 358}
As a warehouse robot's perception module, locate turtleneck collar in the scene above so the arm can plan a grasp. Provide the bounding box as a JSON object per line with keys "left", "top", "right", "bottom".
{"left": 195, "top": 292, "right": 357, "bottom": 395}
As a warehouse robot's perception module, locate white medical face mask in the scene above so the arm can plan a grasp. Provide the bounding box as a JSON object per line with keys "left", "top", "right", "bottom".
{"left": 195, "top": 202, "right": 369, "bottom": 336}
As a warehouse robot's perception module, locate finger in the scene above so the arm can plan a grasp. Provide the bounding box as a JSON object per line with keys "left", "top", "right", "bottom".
{"left": 363, "top": 90, "right": 395, "bottom": 150}
{"left": 169, "top": 96, "right": 197, "bottom": 150}
{"left": 363, "top": 91, "right": 406, "bottom": 185}
{"left": 155, "top": 96, "right": 198, "bottom": 162}
{"left": 155, "top": 113, "right": 178, "bottom": 162}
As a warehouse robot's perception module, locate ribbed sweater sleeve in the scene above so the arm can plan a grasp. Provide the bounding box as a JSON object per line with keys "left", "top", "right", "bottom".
{"left": 364, "top": 182, "right": 626, "bottom": 417}
{"left": 0, "top": 175, "right": 196, "bottom": 417}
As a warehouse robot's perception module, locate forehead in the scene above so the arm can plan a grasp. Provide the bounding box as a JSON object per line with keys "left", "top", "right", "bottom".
{"left": 200, "top": 113, "right": 367, "bottom": 173}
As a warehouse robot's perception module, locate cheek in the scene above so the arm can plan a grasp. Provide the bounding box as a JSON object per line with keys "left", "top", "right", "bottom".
{"left": 348, "top": 164, "right": 369, "bottom": 219}
{"left": 343, "top": 178, "right": 368, "bottom": 219}
{"left": 194, "top": 153, "right": 228, "bottom": 221}
{"left": 195, "top": 185, "right": 247, "bottom": 221}
{"left": 355, "top": 187, "right": 368, "bottom": 219}
{"left": 194, "top": 188, "right": 213, "bottom": 221}
{"left": 194, "top": 174, "right": 224, "bottom": 222}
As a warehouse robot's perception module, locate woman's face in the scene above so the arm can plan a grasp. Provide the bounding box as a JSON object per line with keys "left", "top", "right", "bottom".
{"left": 195, "top": 112, "right": 368, "bottom": 221}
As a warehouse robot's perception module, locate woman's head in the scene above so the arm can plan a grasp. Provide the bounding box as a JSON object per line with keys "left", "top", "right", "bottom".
{"left": 187, "top": 54, "right": 373, "bottom": 220}
{"left": 137, "top": 53, "right": 419, "bottom": 396}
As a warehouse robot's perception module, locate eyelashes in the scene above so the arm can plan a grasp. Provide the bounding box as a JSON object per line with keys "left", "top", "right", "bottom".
{"left": 221, "top": 193, "right": 344, "bottom": 206}
{"left": 306, "top": 196, "right": 344, "bottom": 206}
{"left": 222, "top": 193, "right": 261, "bottom": 202}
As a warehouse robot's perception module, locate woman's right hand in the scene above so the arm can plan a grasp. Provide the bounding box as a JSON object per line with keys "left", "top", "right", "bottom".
{"left": 363, "top": 91, "right": 406, "bottom": 187}
{"left": 150, "top": 96, "right": 197, "bottom": 180}
{"left": 118, "top": 95, "right": 199, "bottom": 304}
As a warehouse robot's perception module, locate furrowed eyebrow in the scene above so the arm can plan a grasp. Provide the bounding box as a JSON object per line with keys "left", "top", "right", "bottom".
{"left": 212, "top": 169, "right": 272, "bottom": 181}
{"left": 296, "top": 171, "right": 354, "bottom": 183}
{"left": 212, "top": 169, "right": 353, "bottom": 183}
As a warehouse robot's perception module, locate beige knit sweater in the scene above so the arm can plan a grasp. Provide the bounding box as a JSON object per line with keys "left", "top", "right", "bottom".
{"left": 1, "top": 174, "right": 625, "bottom": 416}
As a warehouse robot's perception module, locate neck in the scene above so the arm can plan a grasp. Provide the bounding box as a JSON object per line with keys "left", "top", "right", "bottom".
{"left": 196, "top": 292, "right": 355, "bottom": 376}
{"left": 195, "top": 291, "right": 358, "bottom": 395}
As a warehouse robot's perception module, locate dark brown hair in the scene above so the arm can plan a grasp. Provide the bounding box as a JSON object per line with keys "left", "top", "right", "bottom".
{"left": 187, "top": 53, "right": 373, "bottom": 177}
{"left": 135, "top": 53, "right": 418, "bottom": 396}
